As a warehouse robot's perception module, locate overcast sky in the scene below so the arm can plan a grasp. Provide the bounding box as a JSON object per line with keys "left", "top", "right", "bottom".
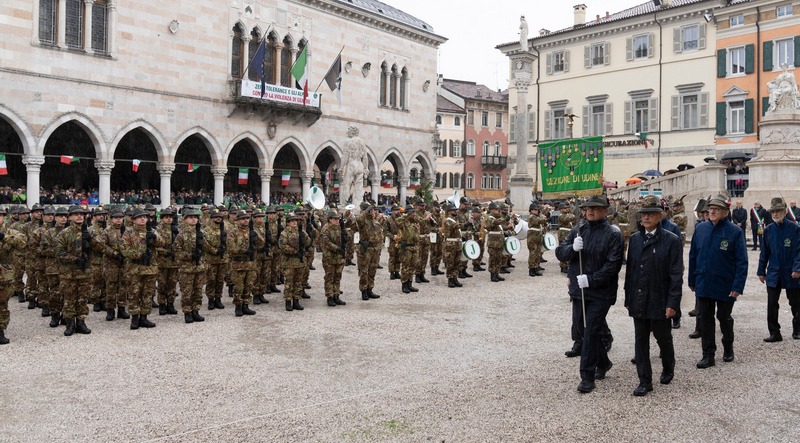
{"left": 395, "top": 0, "right": 650, "bottom": 91}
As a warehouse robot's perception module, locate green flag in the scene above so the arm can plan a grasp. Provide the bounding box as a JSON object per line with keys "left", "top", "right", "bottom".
{"left": 538, "top": 136, "right": 604, "bottom": 198}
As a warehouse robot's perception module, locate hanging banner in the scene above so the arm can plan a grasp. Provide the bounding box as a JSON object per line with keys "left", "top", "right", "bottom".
{"left": 538, "top": 136, "right": 604, "bottom": 198}
{"left": 239, "top": 80, "right": 321, "bottom": 107}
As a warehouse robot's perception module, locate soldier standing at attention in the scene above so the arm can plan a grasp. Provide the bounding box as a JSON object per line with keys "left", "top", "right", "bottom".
{"left": 121, "top": 209, "right": 164, "bottom": 330}
{"left": 99, "top": 208, "right": 130, "bottom": 321}
{"left": 175, "top": 208, "right": 216, "bottom": 323}
{"left": 228, "top": 210, "right": 258, "bottom": 317}
{"left": 413, "top": 199, "right": 433, "bottom": 284}
{"left": 54, "top": 206, "right": 94, "bottom": 336}
{"left": 265, "top": 207, "right": 281, "bottom": 294}
{"left": 385, "top": 205, "right": 402, "bottom": 280}
{"left": 470, "top": 206, "right": 486, "bottom": 273}
{"left": 279, "top": 212, "right": 310, "bottom": 311}
{"left": 319, "top": 210, "right": 347, "bottom": 306}
{"left": 296, "top": 209, "right": 315, "bottom": 299}
{"left": 429, "top": 201, "right": 444, "bottom": 276}
{"left": 442, "top": 203, "right": 463, "bottom": 288}
{"left": 204, "top": 209, "right": 228, "bottom": 310}
{"left": 350, "top": 205, "right": 382, "bottom": 300}
{"left": 0, "top": 209, "right": 26, "bottom": 344}
{"left": 31, "top": 206, "right": 54, "bottom": 318}
{"left": 88, "top": 206, "right": 107, "bottom": 312}
{"left": 41, "top": 207, "right": 69, "bottom": 328}
{"left": 527, "top": 202, "right": 547, "bottom": 277}
{"left": 224, "top": 206, "right": 237, "bottom": 297}
{"left": 155, "top": 208, "right": 180, "bottom": 316}
{"left": 397, "top": 205, "right": 420, "bottom": 294}
{"left": 11, "top": 206, "right": 29, "bottom": 303}
{"left": 456, "top": 199, "right": 473, "bottom": 279}
{"left": 485, "top": 202, "right": 514, "bottom": 282}
{"left": 250, "top": 209, "right": 271, "bottom": 305}
{"left": 23, "top": 204, "right": 44, "bottom": 309}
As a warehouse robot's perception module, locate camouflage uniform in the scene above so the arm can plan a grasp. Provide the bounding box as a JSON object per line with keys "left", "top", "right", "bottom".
{"left": 120, "top": 217, "right": 164, "bottom": 327}
{"left": 442, "top": 207, "right": 463, "bottom": 286}
{"left": 485, "top": 205, "right": 513, "bottom": 281}
{"left": 456, "top": 206, "right": 472, "bottom": 275}
{"left": 278, "top": 217, "right": 310, "bottom": 310}
{"left": 319, "top": 213, "right": 346, "bottom": 304}
{"left": 27, "top": 216, "right": 49, "bottom": 310}
{"left": 40, "top": 212, "right": 68, "bottom": 325}
{"left": 385, "top": 208, "right": 402, "bottom": 278}
{"left": 470, "top": 209, "right": 486, "bottom": 271}
{"left": 227, "top": 213, "right": 258, "bottom": 314}
{"left": 413, "top": 203, "right": 433, "bottom": 281}
{"left": 54, "top": 212, "right": 94, "bottom": 335}
{"left": 87, "top": 215, "right": 107, "bottom": 309}
{"left": 204, "top": 212, "right": 228, "bottom": 308}
{"left": 351, "top": 208, "right": 382, "bottom": 297}
{"left": 428, "top": 204, "right": 444, "bottom": 274}
{"left": 397, "top": 207, "right": 420, "bottom": 293}
{"left": 269, "top": 212, "right": 285, "bottom": 287}
{"left": 10, "top": 209, "right": 29, "bottom": 300}
{"left": 97, "top": 214, "right": 128, "bottom": 319}
{"left": 174, "top": 215, "right": 216, "bottom": 318}
{"left": 251, "top": 212, "right": 273, "bottom": 303}
{"left": 0, "top": 222, "right": 26, "bottom": 343}
{"left": 527, "top": 206, "right": 548, "bottom": 276}
{"left": 155, "top": 215, "right": 179, "bottom": 312}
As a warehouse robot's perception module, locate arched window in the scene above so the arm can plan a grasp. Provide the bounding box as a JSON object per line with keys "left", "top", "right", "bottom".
{"left": 390, "top": 64, "right": 399, "bottom": 108}
{"left": 494, "top": 141, "right": 502, "bottom": 156}
{"left": 466, "top": 140, "right": 475, "bottom": 156}
{"left": 441, "top": 172, "right": 447, "bottom": 188}
{"left": 410, "top": 168, "right": 418, "bottom": 178}
{"left": 453, "top": 140, "right": 462, "bottom": 158}
{"left": 435, "top": 172, "right": 441, "bottom": 188}
{"left": 280, "top": 36, "right": 292, "bottom": 86}
{"left": 454, "top": 116, "right": 461, "bottom": 126}
{"left": 264, "top": 33, "right": 277, "bottom": 84}
{"left": 39, "top": 0, "right": 57, "bottom": 45}
{"left": 448, "top": 173, "right": 454, "bottom": 188}
{"left": 400, "top": 67, "right": 408, "bottom": 109}
{"left": 436, "top": 115, "right": 442, "bottom": 124}
{"left": 453, "top": 173, "right": 461, "bottom": 189}
{"left": 496, "top": 174, "right": 503, "bottom": 189}
{"left": 231, "top": 24, "right": 245, "bottom": 78}
{"left": 482, "top": 141, "right": 490, "bottom": 157}
{"left": 248, "top": 29, "right": 262, "bottom": 81}
{"left": 380, "top": 62, "right": 389, "bottom": 106}
{"left": 466, "top": 173, "right": 475, "bottom": 189}
{"left": 481, "top": 173, "right": 488, "bottom": 189}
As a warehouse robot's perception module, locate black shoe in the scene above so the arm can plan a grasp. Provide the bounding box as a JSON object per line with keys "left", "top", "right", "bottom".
{"left": 689, "top": 330, "right": 701, "bottom": 339}
{"left": 327, "top": 297, "right": 337, "bottom": 307}
{"left": 431, "top": 267, "right": 442, "bottom": 275}
{"left": 363, "top": 290, "right": 371, "bottom": 300}
{"left": 630, "top": 357, "right": 636, "bottom": 364}
{"left": 304, "top": 283, "right": 311, "bottom": 290}
{"left": 75, "top": 319, "right": 91, "bottom": 335}
{"left": 117, "top": 306, "right": 130, "bottom": 320}
{"left": 16, "top": 291, "right": 25, "bottom": 303}
{"left": 633, "top": 383, "right": 653, "bottom": 397}
{"left": 473, "top": 264, "right": 485, "bottom": 272}
{"left": 41, "top": 306, "right": 50, "bottom": 317}
{"left": 346, "top": 259, "right": 356, "bottom": 266}
{"left": 191, "top": 310, "right": 205, "bottom": 321}
{"left": 64, "top": 318, "right": 75, "bottom": 336}
{"left": 253, "top": 295, "right": 262, "bottom": 305}
{"left": 577, "top": 380, "right": 595, "bottom": 393}
{"left": 723, "top": 349, "right": 734, "bottom": 362}
{"left": 462, "top": 270, "right": 473, "bottom": 278}
{"left": 448, "top": 278, "right": 456, "bottom": 288}
{"left": 334, "top": 296, "right": 346, "bottom": 305}
{"left": 595, "top": 361, "right": 613, "bottom": 380}
{"left": 602, "top": 335, "right": 614, "bottom": 353}
{"left": 166, "top": 303, "right": 178, "bottom": 315}
{"left": 285, "top": 300, "right": 293, "bottom": 311}
{"left": 309, "top": 265, "right": 316, "bottom": 271}
{"left": 278, "top": 276, "right": 285, "bottom": 284}
{"left": 151, "top": 299, "right": 159, "bottom": 308}
{"left": 269, "top": 285, "right": 281, "bottom": 293}
{"left": 390, "top": 272, "right": 399, "bottom": 280}
{"left": 407, "top": 283, "right": 419, "bottom": 293}
{"left": 130, "top": 315, "right": 140, "bottom": 330}
{"left": 208, "top": 300, "right": 215, "bottom": 310}
{"left": 214, "top": 298, "right": 225, "bottom": 309}
{"left": 536, "top": 266, "right": 545, "bottom": 271}
{"left": 301, "top": 290, "right": 311, "bottom": 299}
{"left": 688, "top": 309, "right": 698, "bottom": 317}
{"left": 418, "top": 274, "right": 430, "bottom": 283}
{"left": 376, "top": 265, "right": 383, "bottom": 269}
{"left": 158, "top": 304, "right": 168, "bottom": 315}
{"left": 0, "top": 330, "right": 8, "bottom": 345}
{"left": 672, "top": 318, "right": 681, "bottom": 329}
{"left": 565, "top": 344, "right": 581, "bottom": 358}
{"left": 506, "top": 262, "right": 515, "bottom": 268}
{"left": 696, "top": 357, "right": 715, "bottom": 369}
{"left": 764, "top": 334, "right": 783, "bottom": 343}
{"left": 368, "top": 289, "right": 380, "bottom": 299}
{"left": 453, "top": 278, "right": 462, "bottom": 287}
{"left": 499, "top": 267, "right": 510, "bottom": 274}
{"left": 292, "top": 299, "right": 304, "bottom": 311}
{"left": 106, "top": 308, "right": 115, "bottom": 321}
{"left": 458, "top": 270, "right": 466, "bottom": 279}
{"left": 242, "top": 304, "right": 256, "bottom": 315}
{"left": 415, "top": 275, "right": 422, "bottom": 283}
{"left": 185, "top": 312, "right": 194, "bottom": 323}
{"left": 401, "top": 283, "right": 410, "bottom": 294}
{"left": 491, "top": 273, "right": 500, "bottom": 282}
{"left": 138, "top": 315, "right": 156, "bottom": 328}
{"left": 258, "top": 294, "right": 269, "bottom": 304}
{"left": 27, "top": 300, "right": 37, "bottom": 310}
{"left": 529, "top": 269, "right": 537, "bottom": 277}
{"left": 660, "top": 373, "right": 674, "bottom": 385}
{"left": 793, "top": 332, "right": 800, "bottom": 340}
{"left": 49, "top": 313, "right": 61, "bottom": 328}
{"left": 235, "top": 305, "right": 244, "bottom": 317}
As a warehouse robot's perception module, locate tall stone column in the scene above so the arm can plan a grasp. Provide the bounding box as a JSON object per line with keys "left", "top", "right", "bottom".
{"left": 212, "top": 167, "right": 227, "bottom": 205}
{"left": 508, "top": 52, "right": 536, "bottom": 209}
{"left": 57, "top": 0, "right": 67, "bottom": 48}
{"left": 94, "top": 160, "right": 115, "bottom": 205}
{"left": 398, "top": 178, "right": 409, "bottom": 206}
{"left": 301, "top": 171, "right": 313, "bottom": 202}
{"left": 107, "top": 0, "right": 117, "bottom": 57}
{"left": 369, "top": 172, "right": 380, "bottom": 203}
{"left": 22, "top": 155, "right": 45, "bottom": 207}
{"left": 259, "top": 169, "right": 273, "bottom": 204}
{"left": 157, "top": 163, "right": 175, "bottom": 209}
{"left": 83, "top": 0, "right": 94, "bottom": 54}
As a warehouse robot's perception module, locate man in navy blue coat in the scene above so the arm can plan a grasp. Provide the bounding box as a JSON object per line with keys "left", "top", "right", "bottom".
{"left": 688, "top": 194, "right": 748, "bottom": 368}
{"left": 757, "top": 197, "right": 800, "bottom": 342}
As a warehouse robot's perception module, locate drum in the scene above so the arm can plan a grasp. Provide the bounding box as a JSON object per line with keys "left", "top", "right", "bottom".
{"left": 429, "top": 232, "right": 437, "bottom": 243}
{"left": 504, "top": 237, "right": 522, "bottom": 255}
{"left": 462, "top": 239, "right": 480, "bottom": 261}
{"left": 542, "top": 233, "right": 558, "bottom": 251}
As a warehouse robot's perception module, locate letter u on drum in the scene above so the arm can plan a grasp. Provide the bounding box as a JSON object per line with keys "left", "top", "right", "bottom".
{"left": 504, "top": 237, "right": 521, "bottom": 255}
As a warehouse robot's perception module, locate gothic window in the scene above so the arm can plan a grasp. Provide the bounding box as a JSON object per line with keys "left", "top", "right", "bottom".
{"left": 39, "top": 0, "right": 57, "bottom": 45}
{"left": 65, "top": 0, "right": 83, "bottom": 49}
{"left": 91, "top": 0, "right": 109, "bottom": 54}
{"left": 248, "top": 29, "right": 262, "bottom": 81}
{"left": 231, "top": 24, "right": 245, "bottom": 78}
{"left": 380, "top": 62, "right": 389, "bottom": 106}
{"left": 265, "top": 33, "right": 277, "bottom": 84}
{"left": 390, "top": 65, "right": 398, "bottom": 108}
{"left": 280, "top": 36, "right": 293, "bottom": 86}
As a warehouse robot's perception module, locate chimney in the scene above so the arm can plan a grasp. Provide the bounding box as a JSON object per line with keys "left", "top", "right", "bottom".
{"left": 539, "top": 28, "right": 550, "bottom": 36}
{"left": 605, "top": 11, "right": 610, "bottom": 19}
{"left": 573, "top": 4, "right": 587, "bottom": 27}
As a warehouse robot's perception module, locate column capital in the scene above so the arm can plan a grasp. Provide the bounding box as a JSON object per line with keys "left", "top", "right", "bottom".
{"left": 398, "top": 178, "right": 410, "bottom": 187}
{"left": 301, "top": 171, "right": 314, "bottom": 180}
{"left": 22, "top": 155, "right": 46, "bottom": 167}
{"left": 211, "top": 166, "right": 228, "bottom": 177}
{"left": 83, "top": 0, "right": 95, "bottom": 5}
{"left": 258, "top": 168, "right": 274, "bottom": 179}
{"left": 242, "top": 35, "right": 252, "bottom": 43}
{"left": 157, "top": 163, "right": 176, "bottom": 174}
{"left": 369, "top": 172, "right": 381, "bottom": 182}
{"left": 94, "top": 160, "right": 115, "bottom": 173}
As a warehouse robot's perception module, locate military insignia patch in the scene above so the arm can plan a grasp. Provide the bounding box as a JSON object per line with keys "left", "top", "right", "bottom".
{"left": 784, "top": 238, "right": 792, "bottom": 247}
{"left": 720, "top": 239, "right": 729, "bottom": 251}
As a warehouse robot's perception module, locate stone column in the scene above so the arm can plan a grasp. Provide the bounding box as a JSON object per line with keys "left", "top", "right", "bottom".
{"left": 94, "top": 160, "right": 115, "bottom": 204}
{"left": 398, "top": 178, "right": 409, "bottom": 206}
{"left": 383, "top": 69, "right": 391, "bottom": 106}
{"left": 212, "top": 167, "right": 227, "bottom": 205}
{"left": 274, "top": 44, "right": 284, "bottom": 85}
{"left": 259, "top": 169, "right": 273, "bottom": 204}
{"left": 107, "top": 0, "right": 117, "bottom": 57}
{"left": 57, "top": 0, "right": 67, "bottom": 48}
{"left": 83, "top": 0, "right": 94, "bottom": 54}
{"left": 22, "top": 155, "right": 45, "bottom": 207}
{"left": 393, "top": 73, "right": 401, "bottom": 108}
{"left": 242, "top": 35, "right": 252, "bottom": 77}
{"left": 369, "top": 172, "right": 380, "bottom": 203}
{"left": 301, "top": 171, "right": 313, "bottom": 202}
{"left": 508, "top": 52, "right": 536, "bottom": 209}
{"left": 157, "top": 163, "right": 175, "bottom": 209}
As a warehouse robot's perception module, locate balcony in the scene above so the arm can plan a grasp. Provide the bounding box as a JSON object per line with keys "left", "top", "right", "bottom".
{"left": 228, "top": 79, "right": 322, "bottom": 127}
{"left": 481, "top": 155, "right": 507, "bottom": 168}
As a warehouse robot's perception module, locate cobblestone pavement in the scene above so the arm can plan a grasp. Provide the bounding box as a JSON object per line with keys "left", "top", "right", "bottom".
{"left": 1, "top": 247, "right": 797, "bottom": 442}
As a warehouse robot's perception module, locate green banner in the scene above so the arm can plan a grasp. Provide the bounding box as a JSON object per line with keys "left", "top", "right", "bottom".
{"left": 539, "top": 136, "right": 604, "bottom": 198}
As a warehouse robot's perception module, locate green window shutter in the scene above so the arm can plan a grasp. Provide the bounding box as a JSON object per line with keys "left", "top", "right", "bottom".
{"left": 745, "top": 99, "right": 754, "bottom": 134}
{"left": 795, "top": 36, "right": 800, "bottom": 67}
{"left": 717, "top": 49, "right": 727, "bottom": 78}
{"left": 763, "top": 96, "right": 770, "bottom": 116}
{"left": 716, "top": 102, "right": 727, "bottom": 136}
{"left": 745, "top": 44, "right": 755, "bottom": 74}
{"left": 763, "top": 41, "right": 774, "bottom": 71}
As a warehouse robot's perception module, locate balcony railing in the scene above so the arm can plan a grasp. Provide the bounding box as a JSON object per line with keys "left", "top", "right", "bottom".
{"left": 481, "top": 155, "right": 507, "bottom": 168}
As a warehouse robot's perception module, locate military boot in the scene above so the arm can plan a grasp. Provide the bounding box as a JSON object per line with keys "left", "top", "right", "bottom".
{"left": 242, "top": 304, "right": 256, "bottom": 315}
{"left": 106, "top": 308, "right": 116, "bottom": 321}
{"left": 0, "top": 330, "right": 8, "bottom": 345}
{"left": 473, "top": 264, "right": 485, "bottom": 272}
{"left": 49, "top": 313, "right": 61, "bottom": 328}
{"left": 64, "top": 318, "right": 76, "bottom": 336}
{"left": 417, "top": 274, "right": 430, "bottom": 283}
{"left": 285, "top": 300, "right": 293, "bottom": 311}
{"left": 389, "top": 272, "right": 398, "bottom": 280}
{"left": 75, "top": 320, "right": 91, "bottom": 335}
{"left": 117, "top": 306, "right": 130, "bottom": 320}
{"left": 327, "top": 297, "right": 337, "bottom": 307}
{"left": 130, "top": 315, "right": 140, "bottom": 330}
{"left": 151, "top": 298, "right": 159, "bottom": 308}
{"left": 334, "top": 296, "right": 346, "bottom": 305}
{"left": 235, "top": 305, "right": 244, "bottom": 317}
{"left": 16, "top": 291, "right": 25, "bottom": 303}
{"left": 368, "top": 288, "right": 380, "bottom": 299}
{"left": 407, "top": 282, "right": 419, "bottom": 293}
{"left": 28, "top": 300, "right": 38, "bottom": 310}
{"left": 158, "top": 304, "right": 168, "bottom": 315}
{"left": 269, "top": 284, "right": 281, "bottom": 293}
{"left": 301, "top": 290, "right": 311, "bottom": 299}
{"left": 453, "top": 278, "right": 463, "bottom": 287}
{"left": 185, "top": 312, "right": 194, "bottom": 323}
{"left": 448, "top": 278, "right": 456, "bottom": 288}
{"left": 292, "top": 299, "right": 304, "bottom": 311}
{"left": 214, "top": 298, "right": 225, "bottom": 309}
{"left": 166, "top": 303, "right": 178, "bottom": 315}
{"left": 259, "top": 294, "right": 269, "bottom": 304}
{"left": 499, "top": 267, "right": 511, "bottom": 274}
{"left": 431, "top": 266, "right": 441, "bottom": 276}
{"left": 402, "top": 282, "right": 411, "bottom": 294}
{"left": 138, "top": 315, "right": 156, "bottom": 328}
{"left": 208, "top": 299, "right": 215, "bottom": 310}
{"left": 191, "top": 310, "right": 205, "bottom": 321}
{"left": 92, "top": 302, "right": 103, "bottom": 312}
{"left": 41, "top": 305, "right": 50, "bottom": 317}
{"left": 362, "top": 290, "right": 371, "bottom": 300}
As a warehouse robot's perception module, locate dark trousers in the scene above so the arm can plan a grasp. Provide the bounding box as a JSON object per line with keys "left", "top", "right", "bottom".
{"left": 751, "top": 226, "right": 762, "bottom": 249}
{"left": 698, "top": 297, "right": 735, "bottom": 358}
{"left": 766, "top": 285, "right": 800, "bottom": 335}
{"left": 571, "top": 298, "right": 612, "bottom": 346}
{"left": 575, "top": 298, "right": 612, "bottom": 382}
{"left": 633, "top": 318, "right": 675, "bottom": 385}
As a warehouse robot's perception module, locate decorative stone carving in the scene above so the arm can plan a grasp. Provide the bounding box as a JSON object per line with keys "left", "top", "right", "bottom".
{"left": 258, "top": 168, "right": 274, "bottom": 179}
{"left": 211, "top": 167, "right": 228, "bottom": 177}
{"left": 423, "top": 80, "right": 431, "bottom": 92}
{"left": 362, "top": 62, "right": 371, "bottom": 77}
{"left": 157, "top": 163, "right": 176, "bottom": 174}
{"left": 767, "top": 65, "right": 800, "bottom": 112}
{"left": 94, "top": 160, "right": 115, "bottom": 173}
{"left": 398, "top": 178, "right": 410, "bottom": 188}
{"left": 267, "top": 121, "right": 277, "bottom": 139}
{"left": 519, "top": 16, "right": 529, "bottom": 51}
{"left": 339, "top": 125, "right": 369, "bottom": 208}
{"left": 760, "top": 127, "right": 800, "bottom": 145}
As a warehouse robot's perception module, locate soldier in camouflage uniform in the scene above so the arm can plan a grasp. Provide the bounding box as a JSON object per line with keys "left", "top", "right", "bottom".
{"left": 485, "top": 202, "right": 514, "bottom": 282}
{"left": 441, "top": 203, "right": 463, "bottom": 288}
{"left": 456, "top": 200, "right": 474, "bottom": 279}
{"left": 413, "top": 200, "right": 434, "bottom": 284}
{"left": 266, "top": 207, "right": 281, "bottom": 294}
{"left": 227, "top": 210, "right": 258, "bottom": 316}
{"left": 297, "top": 209, "right": 316, "bottom": 299}
{"left": 120, "top": 209, "right": 164, "bottom": 330}
{"left": 41, "top": 207, "right": 69, "bottom": 327}
{"left": 428, "top": 201, "right": 444, "bottom": 276}
{"left": 54, "top": 205, "right": 94, "bottom": 336}
{"left": 671, "top": 197, "right": 688, "bottom": 242}
{"left": 344, "top": 206, "right": 356, "bottom": 267}
{"left": 21, "top": 204, "right": 44, "bottom": 309}
{"left": 11, "top": 206, "right": 30, "bottom": 303}
{"left": 174, "top": 208, "right": 216, "bottom": 323}
{"left": 98, "top": 208, "right": 130, "bottom": 321}
{"left": 527, "top": 202, "right": 548, "bottom": 277}
{"left": 558, "top": 202, "right": 578, "bottom": 273}
{"left": 250, "top": 209, "right": 271, "bottom": 305}
{"left": 470, "top": 206, "right": 486, "bottom": 272}
{"left": 397, "top": 205, "right": 420, "bottom": 294}
{"left": 350, "top": 205, "right": 383, "bottom": 300}
{"left": 155, "top": 208, "right": 180, "bottom": 316}
{"left": 385, "top": 205, "right": 402, "bottom": 280}
{"left": 30, "top": 206, "right": 54, "bottom": 317}
{"left": 0, "top": 209, "right": 26, "bottom": 344}
{"left": 319, "top": 210, "right": 347, "bottom": 306}
{"left": 88, "top": 206, "right": 107, "bottom": 312}
{"left": 224, "top": 207, "right": 237, "bottom": 297}
{"left": 279, "top": 212, "right": 310, "bottom": 311}
{"left": 204, "top": 208, "right": 227, "bottom": 310}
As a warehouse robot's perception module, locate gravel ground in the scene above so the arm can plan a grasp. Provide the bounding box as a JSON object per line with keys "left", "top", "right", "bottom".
{"left": 1, "top": 246, "right": 798, "bottom": 443}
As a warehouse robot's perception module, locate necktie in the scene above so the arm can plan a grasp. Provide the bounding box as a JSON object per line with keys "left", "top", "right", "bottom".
{"left": 646, "top": 233, "right": 654, "bottom": 240}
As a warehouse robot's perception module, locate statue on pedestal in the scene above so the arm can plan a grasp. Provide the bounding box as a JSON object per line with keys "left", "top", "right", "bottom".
{"left": 519, "top": 16, "right": 529, "bottom": 51}
{"left": 767, "top": 65, "right": 800, "bottom": 112}
{"left": 339, "top": 125, "right": 369, "bottom": 209}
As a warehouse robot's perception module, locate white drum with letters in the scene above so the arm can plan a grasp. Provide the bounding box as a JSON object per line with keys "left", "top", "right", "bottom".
{"left": 542, "top": 233, "right": 558, "bottom": 251}
{"left": 461, "top": 239, "right": 480, "bottom": 261}
{"left": 504, "top": 237, "right": 522, "bottom": 255}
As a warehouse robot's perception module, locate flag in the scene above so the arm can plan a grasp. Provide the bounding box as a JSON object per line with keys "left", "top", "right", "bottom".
{"left": 333, "top": 180, "right": 340, "bottom": 191}
{"left": 409, "top": 177, "right": 420, "bottom": 189}
{"left": 290, "top": 46, "right": 309, "bottom": 105}
{"left": 60, "top": 155, "right": 79, "bottom": 164}
{"left": 249, "top": 35, "right": 267, "bottom": 98}
{"left": 281, "top": 170, "right": 291, "bottom": 186}
{"left": 636, "top": 132, "right": 649, "bottom": 149}
{"left": 238, "top": 168, "right": 249, "bottom": 185}
{"left": 381, "top": 177, "right": 392, "bottom": 188}
{"left": 0, "top": 155, "right": 7, "bottom": 176}
{"left": 324, "top": 53, "right": 342, "bottom": 107}
{"left": 188, "top": 163, "right": 200, "bottom": 172}
{"left": 132, "top": 159, "right": 141, "bottom": 172}
{"left": 324, "top": 171, "right": 331, "bottom": 183}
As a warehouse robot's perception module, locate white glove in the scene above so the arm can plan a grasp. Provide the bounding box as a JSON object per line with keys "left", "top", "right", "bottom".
{"left": 577, "top": 274, "right": 589, "bottom": 289}
{"left": 572, "top": 236, "right": 584, "bottom": 252}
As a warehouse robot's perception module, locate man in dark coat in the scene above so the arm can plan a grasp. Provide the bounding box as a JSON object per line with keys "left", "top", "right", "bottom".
{"left": 757, "top": 197, "right": 800, "bottom": 342}
{"left": 689, "top": 194, "right": 748, "bottom": 368}
{"left": 624, "top": 196, "right": 683, "bottom": 396}
{"left": 556, "top": 195, "right": 624, "bottom": 393}
{"left": 731, "top": 200, "right": 747, "bottom": 234}
{"left": 750, "top": 201, "right": 768, "bottom": 251}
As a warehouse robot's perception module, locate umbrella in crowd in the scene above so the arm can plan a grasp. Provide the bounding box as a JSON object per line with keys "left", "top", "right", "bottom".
{"left": 719, "top": 151, "right": 752, "bottom": 161}
{"left": 663, "top": 169, "right": 680, "bottom": 175}
{"left": 703, "top": 156, "right": 717, "bottom": 163}
{"left": 625, "top": 177, "right": 643, "bottom": 185}
{"left": 677, "top": 163, "right": 695, "bottom": 171}
{"left": 642, "top": 169, "right": 662, "bottom": 176}
{"left": 603, "top": 180, "right": 618, "bottom": 189}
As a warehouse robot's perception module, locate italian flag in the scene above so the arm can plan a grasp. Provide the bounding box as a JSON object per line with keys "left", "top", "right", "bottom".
{"left": 188, "top": 163, "right": 199, "bottom": 172}
{"left": 281, "top": 170, "right": 290, "bottom": 186}
{"left": 381, "top": 178, "right": 392, "bottom": 188}
{"left": 290, "top": 46, "right": 309, "bottom": 106}
{"left": 333, "top": 180, "right": 340, "bottom": 191}
{"left": 0, "top": 155, "right": 7, "bottom": 176}
{"left": 324, "top": 171, "right": 331, "bottom": 183}
{"left": 238, "top": 168, "right": 249, "bottom": 185}
{"left": 60, "top": 155, "right": 79, "bottom": 164}
{"left": 132, "top": 159, "right": 141, "bottom": 172}
{"left": 409, "top": 177, "right": 420, "bottom": 189}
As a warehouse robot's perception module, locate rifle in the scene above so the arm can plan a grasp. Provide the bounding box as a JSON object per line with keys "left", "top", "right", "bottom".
{"left": 298, "top": 224, "right": 306, "bottom": 263}
{"left": 263, "top": 218, "right": 271, "bottom": 255}
{"left": 217, "top": 219, "right": 227, "bottom": 258}
{"left": 192, "top": 222, "right": 202, "bottom": 265}
{"left": 339, "top": 214, "right": 348, "bottom": 257}
{"left": 143, "top": 220, "right": 155, "bottom": 265}
{"left": 78, "top": 221, "right": 90, "bottom": 270}
{"left": 247, "top": 223, "right": 257, "bottom": 262}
